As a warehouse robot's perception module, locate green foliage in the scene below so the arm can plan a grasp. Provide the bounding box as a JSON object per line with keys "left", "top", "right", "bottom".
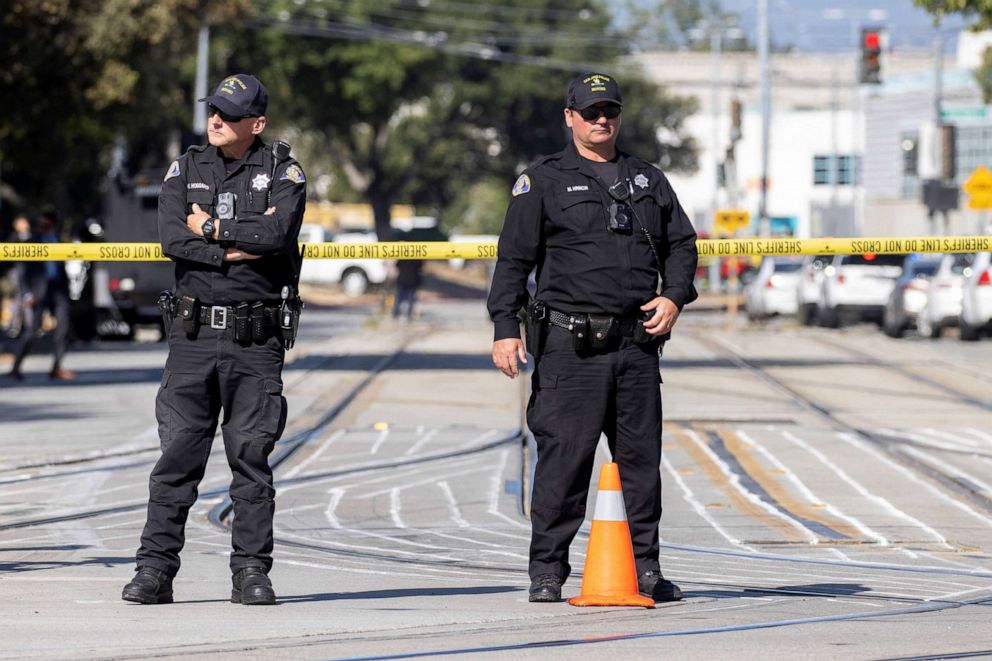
{"left": 2, "top": 0, "right": 700, "bottom": 240}
{"left": 441, "top": 178, "right": 511, "bottom": 236}
{"left": 975, "top": 46, "right": 992, "bottom": 103}
{"left": 915, "top": 0, "right": 992, "bottom": 28}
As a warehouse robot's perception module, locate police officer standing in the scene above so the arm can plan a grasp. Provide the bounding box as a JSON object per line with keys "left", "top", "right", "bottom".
{"left": 487, "top": 73, "right": 698, "bottom": 603}
{"left": 123, "top": 74, "right": 306, "bottom": 606}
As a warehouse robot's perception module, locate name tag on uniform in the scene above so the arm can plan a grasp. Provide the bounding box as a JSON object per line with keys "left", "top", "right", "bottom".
{"left": 566, "top": 185, "right": 589, "bottom": 192}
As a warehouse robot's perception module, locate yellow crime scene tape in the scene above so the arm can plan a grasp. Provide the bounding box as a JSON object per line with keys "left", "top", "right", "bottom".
{"left": 1, "top": 236, "right": 990, "bottom": 261}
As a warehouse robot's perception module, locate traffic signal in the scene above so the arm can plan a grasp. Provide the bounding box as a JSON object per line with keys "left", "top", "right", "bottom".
{"left": 860, "top": 28, "right": 883, "bottom": 85}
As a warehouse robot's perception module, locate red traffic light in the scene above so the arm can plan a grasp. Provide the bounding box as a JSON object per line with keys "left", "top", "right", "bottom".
{"left": 863, "top": 31, "right": 881, "bottom": 50}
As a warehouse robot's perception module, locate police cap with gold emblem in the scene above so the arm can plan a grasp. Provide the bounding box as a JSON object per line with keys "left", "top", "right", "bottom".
{"left": 199, "top": 74, "right": 268, "bottom": 119}
{"left": 566, "top": 72, "right": 622, "bottom": 110}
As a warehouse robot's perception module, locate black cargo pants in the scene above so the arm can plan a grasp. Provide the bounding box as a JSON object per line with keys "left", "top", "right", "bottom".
{"left": 136, "top": 318, "right": 287, "bottom": 577}
{"left": 527, "top": 325, "right": 663, "bottom": 582}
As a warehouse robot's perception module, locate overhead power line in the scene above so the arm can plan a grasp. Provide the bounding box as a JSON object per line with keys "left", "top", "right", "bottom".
{"left": 250, "top": 15, "right": 610, "bottom": 72}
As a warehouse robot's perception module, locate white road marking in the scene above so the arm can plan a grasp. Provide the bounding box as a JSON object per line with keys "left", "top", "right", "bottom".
{"left": 369, "top": 429, "right": 390, "bottom": 455}
{"left": 389, "top": 488, "right": 405, "bottom": 528}
{"left": 661, "top": 454, "right": 749, "bottom": 549}
{"left": 780, "top": 429, "right": 951, "bottom": 549}
{"left": 324, "top": 487, "right": 345, "bottom": 529}
{"left": 738, "top": 429, "right": 887, "bottom": 545}
{"left": 837, "top": 432, "right": 992, "bottom": 530}
{"left": 437, "top": 480, "right": 470, "bottom": 528}
{"left": 404, "top": 429, "right": 439, "bottom": 456}
{"left": 282, "top": 429, "right": 346, "bottom": 479}
{"left": 682, "top": 428, "right": 819, "bottom": 544}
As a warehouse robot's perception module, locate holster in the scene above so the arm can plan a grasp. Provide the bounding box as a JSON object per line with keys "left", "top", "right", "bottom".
{"left": 523, "top": 300, "right": 548, "bottom": 359}
{"left": 178, "top": 296, "right": 199, "bottom": 336}
{"left": 157, "top": 290, "right": 176, "bottom": 330}
{"left": 250, "top": 302, "right": 267, "bottom": 343}
{"left": 279, "top": 293, "right": 302, "bottom": 350}
{"left": 234, "top": 302, "right": 251, "bottom": 343}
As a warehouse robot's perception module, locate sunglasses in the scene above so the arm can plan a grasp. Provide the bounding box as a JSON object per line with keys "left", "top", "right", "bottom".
{"left": 207, "top": 104, "right": 247, "bottom": 123}
{"left": 573, "top": 105, "right": 621, "bottom": 121}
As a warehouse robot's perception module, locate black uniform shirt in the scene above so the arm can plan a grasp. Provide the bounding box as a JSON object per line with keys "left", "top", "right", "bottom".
{"left": 487, "top": 141, "right": 698, "bottom": 341}
{"left": 157, "top": 137, "right": 307, "bottom": 305}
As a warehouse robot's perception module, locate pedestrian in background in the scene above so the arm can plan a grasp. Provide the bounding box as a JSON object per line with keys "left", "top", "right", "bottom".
{"left": 3, "top": 214, "right": 34, "bottom": 339}
{"left": 122, "top": 74, "right": 306, "bottom": 606}
{"left": 392, "top": 259, "right": 423, "bottom": 320}
{"left": 487, "top": 72, "right": 698, "bottom": 603}
{"left": 8, "top": 211, "right": 76, "bottom": 381}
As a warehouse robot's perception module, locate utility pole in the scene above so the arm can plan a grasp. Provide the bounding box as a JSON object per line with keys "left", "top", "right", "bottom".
{"left": 757, "top": 0, "right": 771, "bottom": 236}
{"left": 192, "top": 3, "right": 210, "bottom": 140}
{"left": 710, "top": 28, "right": 723, "bottom": 293}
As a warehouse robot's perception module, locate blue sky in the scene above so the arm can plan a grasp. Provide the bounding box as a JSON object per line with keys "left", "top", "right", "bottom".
{"left": 717, "top": 0, "right": 967, "bottom": 52}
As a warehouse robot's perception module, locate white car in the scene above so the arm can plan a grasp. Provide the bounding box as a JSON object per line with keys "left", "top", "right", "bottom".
{"left": 744, "top": 256, "right": 803, "bottom": 318}
{"left": 796, "top": 255, "right": 831, "bottom": 326}
{"left": 916, "top": 253, "right": 974, "bottom": 339}
{"left": 298, "top": 224, "right": 388, "bottom": 296}
{"left": 960, "top": 252, "right": 992, "bottom": 341}
{"left": 817, "top": 253, "right": 904, "bottom": 327}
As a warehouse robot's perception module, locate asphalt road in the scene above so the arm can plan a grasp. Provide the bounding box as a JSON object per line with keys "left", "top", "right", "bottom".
{"left": 1, "top": 301, "right": 991, "bottom": 660}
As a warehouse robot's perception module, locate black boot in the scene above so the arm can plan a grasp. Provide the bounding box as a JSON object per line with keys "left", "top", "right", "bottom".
{"left": 121, "top": 567, "right": 173, "bottom": 604}
{"left": 232, "top": 567, "right": 276, "bottom": 605}
{"left": 638, "top": 570, "right": 683, "bottom": 602}
{"left": 528, "top": 574, "right": 562, "bottom": 603}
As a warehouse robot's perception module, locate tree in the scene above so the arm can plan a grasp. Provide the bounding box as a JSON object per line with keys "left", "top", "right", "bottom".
{"left": 915, "top": 1, "right": 992, "bottom": 29}
{"left": 0, "top": 0, "right": 251, "bottom": 221}
{"left": 219, "top": 0, "right": 699, "bottom": 238}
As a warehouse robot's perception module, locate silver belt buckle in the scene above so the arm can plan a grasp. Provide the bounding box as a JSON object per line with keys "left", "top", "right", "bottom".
{"left": 210, "top": 306, "right": 228, "bottom": 330}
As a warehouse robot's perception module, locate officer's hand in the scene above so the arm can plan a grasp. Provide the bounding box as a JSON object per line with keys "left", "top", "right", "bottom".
{"left": 640, "top": 296, "right": 680, "bottom": 336}
{"left": 265, "top": 206, "right": 276, "bottom": 215}
{"left": 492, "top": 338, "right": 527, "bottom": 379}
{"left": 187, "top": 203, "right": 211, "bottom": 236}
{"left": 223, "top": 248, "right": 261, "bottom": 262}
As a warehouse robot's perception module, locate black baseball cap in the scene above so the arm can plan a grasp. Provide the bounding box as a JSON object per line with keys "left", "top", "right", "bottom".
{"left": 566, "top": 72, "right": 622, "bottom": 110}
{"left": 199, "top": 74, "right": 268, "bottom": 118}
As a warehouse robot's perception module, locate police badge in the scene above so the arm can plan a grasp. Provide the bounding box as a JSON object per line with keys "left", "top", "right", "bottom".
{"left": 251, "top": 173, "right": 271, "bottom": 192}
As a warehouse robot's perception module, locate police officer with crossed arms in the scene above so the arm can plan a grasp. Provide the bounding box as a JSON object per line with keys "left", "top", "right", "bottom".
{"left": 123, "top": 74, "right": 306, "bottom": 605}
{"left": 487, "top": 72, "right": 698, "bottom": 603}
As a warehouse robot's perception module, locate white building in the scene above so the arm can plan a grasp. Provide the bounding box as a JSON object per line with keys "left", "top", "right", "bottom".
{"left": 632, "top": 43, "right": 988, "bottom": 239}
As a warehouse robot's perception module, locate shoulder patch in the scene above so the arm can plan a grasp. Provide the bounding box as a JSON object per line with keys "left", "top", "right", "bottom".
{"left": 164, "top": 161, "right": 180, "bottom": 182}
{"left": 280, "top": 164, "right": 306, "bottom": 184}
{"left": 511, "top": 174, "right": 531, "bottom": 197}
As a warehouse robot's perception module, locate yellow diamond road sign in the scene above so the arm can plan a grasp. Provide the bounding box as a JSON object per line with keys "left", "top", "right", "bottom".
{"left": 713, "top": 209, "right": 751, "bottom": 235}
{"left": 963, "top": 166, "right": 992, "bottom": 210}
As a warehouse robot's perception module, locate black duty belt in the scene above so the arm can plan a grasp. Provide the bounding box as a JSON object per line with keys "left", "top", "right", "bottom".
{"left": 547, "top": 309, "right": 638, "bottom": 337}
{"left": 198, "top": 304, "right": 278, "bottom": 330}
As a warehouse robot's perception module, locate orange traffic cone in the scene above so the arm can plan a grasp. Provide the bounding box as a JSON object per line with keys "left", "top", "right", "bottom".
{"left": 567, "top": 463, "right": 655, "bottom": 607}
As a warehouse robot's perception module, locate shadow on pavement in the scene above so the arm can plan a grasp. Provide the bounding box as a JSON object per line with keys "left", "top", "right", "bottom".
{"left": 0, "top": 556, "right": 134, "bottom": 572}
{"left": 686, "top": 582, "right": 871, "bottom": 600}
{"left": 279, "top": 585, "right": 522, "bottom": 603}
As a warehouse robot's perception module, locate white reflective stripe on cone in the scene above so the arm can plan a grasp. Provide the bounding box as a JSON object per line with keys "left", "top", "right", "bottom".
{"left": 592, "top": 489, "right": 627, "bottom": 522}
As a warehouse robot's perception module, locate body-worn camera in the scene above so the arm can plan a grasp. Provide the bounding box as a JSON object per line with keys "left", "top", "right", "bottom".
{"left": 607, "top": 179, "right": 633, "bottom": 234}
{"left": 215, "top": 192, "right": 237, "bottom": 220}
{"left": 608, "top": 203, "right": 633, "bottom": 233}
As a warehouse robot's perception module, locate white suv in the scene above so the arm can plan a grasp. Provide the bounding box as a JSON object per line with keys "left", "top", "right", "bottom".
{"left": 297, "top": 224, "right": 388, "bottom": 296}
{"left": 817, "top": 253, "right": 904, "bottom": 327}
{"left": 960, "top": 252, "right": 992, "bottom": 341}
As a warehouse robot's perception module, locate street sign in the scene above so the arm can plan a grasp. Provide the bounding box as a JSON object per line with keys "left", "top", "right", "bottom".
{"left": 963, "top": 166, "right": 992, "bottom": 210}
{"left": 713, "top": 209, "right": 751, "bottom": 235}
{"left": 941, "top": 107, "right": 988, "bottom": 121}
